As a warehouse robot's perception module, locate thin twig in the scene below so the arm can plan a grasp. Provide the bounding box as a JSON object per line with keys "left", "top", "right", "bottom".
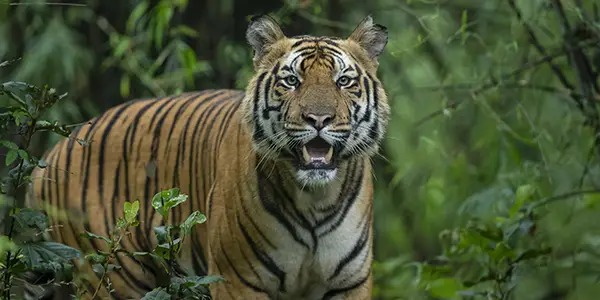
{"left": 525, "top": 189, "right": 600, "bottom": 212}
{"left": 412, "top": 37, "right": 599, "bottom": 127}
{"left": 507, "top": 0, "right": 577, "bottom": 94}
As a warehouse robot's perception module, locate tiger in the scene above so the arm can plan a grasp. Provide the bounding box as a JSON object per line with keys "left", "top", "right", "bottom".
{"left": 24, "top": 14, "right": 390, "bottom": 300}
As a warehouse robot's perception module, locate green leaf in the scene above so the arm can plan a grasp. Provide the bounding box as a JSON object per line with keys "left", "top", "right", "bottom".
{"left": 428, "top": 277, "right": 464, "bottom": 299}
{"left": 152, "top": 188, "right": 188, "bottom": 219}
{"left": 9, "top": 260, "right": 28, "bottom": 275}
{"left": 124, "top": 200, "right": 140, "bottom": 224}
{"left": 515, "top": 247, "right": 552, "bottom": 262}
{"left": 92, "top": 263, "right": 122, "bottom": 276}
{"left": 0, "top": 235, "right": 18, "bottom": 258}
{"left": 490, "top": 242, "right": 516, "bottom": 262}
{"left": 85, "top": 253, "right": 108, "bottom": 264}
{"left": 154, "top": 226, "right": 171, "bottom": 245}
{"left": 5, "top": 149, "right": 17, "bottom": 166}
{"left": 141, "top": 287, "right": 171, "bottom": 300}
{"left": 126, "top": 1, "right": 149, "bottom": 34}
{"left": 21, "top": 241, "right": 81, "bottom": 271}
{"left": 80, "top": 231, "right": 111, "bottom": 244}
{"left": 170, "top": 24, "right": 199, "bottom": 38}
{"left": 154, "top": 238, "right": 182, "bottom": 260}
{"left": 180, "top": 211, "right": 207, "bottom": 237}
{"left": 17, "top": 149, "right": 29, "bottom": 161}
{"left": 0, "top": 140, "right": 18, "bottom": 150}
{"left": 510, "top": 184, "right": 536, "bottom": 217}
{"left": 113, "top": 38, "right": 131, "bottom": 58}
{"left": 12, "top": 208, "right": 48, "bottom": 232}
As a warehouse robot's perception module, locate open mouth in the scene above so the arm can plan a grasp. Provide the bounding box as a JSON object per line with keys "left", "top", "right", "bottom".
{"left": 296, "top": 137, "right": 336, "bottom": 169}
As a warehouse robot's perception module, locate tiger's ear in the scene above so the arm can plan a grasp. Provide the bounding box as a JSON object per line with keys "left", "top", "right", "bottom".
{"left": 246, "top": 14, "right": 286, "bottom": 66}
{"left": 347, "top": 15, "right": 388, "bottom": 61}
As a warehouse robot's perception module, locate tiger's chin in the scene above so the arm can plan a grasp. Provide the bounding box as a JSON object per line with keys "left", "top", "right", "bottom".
{"left": 293, "top": 137, "right": 339, "bottom": 187}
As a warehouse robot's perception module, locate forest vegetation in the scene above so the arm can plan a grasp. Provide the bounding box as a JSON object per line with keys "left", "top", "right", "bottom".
{"left": 1, "top": 0, "right": 600, "bottom": 299}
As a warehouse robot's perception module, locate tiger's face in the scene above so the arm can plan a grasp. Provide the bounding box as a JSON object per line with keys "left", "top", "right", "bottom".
{"left": 243, "top": 15, "right": 390, "bottom": 187}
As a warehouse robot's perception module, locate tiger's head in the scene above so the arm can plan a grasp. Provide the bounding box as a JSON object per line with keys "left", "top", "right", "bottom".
{"left": 242, "top": 15, "right": 390, "bottom": 187}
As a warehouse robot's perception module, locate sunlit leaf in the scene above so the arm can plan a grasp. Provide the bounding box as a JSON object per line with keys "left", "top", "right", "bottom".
{"left": 180, "top": 211, "right": 207, "bottom": 237}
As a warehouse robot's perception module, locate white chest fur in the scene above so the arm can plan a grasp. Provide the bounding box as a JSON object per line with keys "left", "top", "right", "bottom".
{"left": 257, "top": 181, "right": 371, "bottom": 299}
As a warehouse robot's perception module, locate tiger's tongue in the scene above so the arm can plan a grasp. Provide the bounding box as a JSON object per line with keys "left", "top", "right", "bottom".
{"left": 301, "top": 139, "right": 333, "bottom": 165}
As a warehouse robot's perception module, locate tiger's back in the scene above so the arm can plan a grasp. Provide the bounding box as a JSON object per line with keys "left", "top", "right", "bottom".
{"left": 28, "top": 89, "right": 245, "bottom": 298}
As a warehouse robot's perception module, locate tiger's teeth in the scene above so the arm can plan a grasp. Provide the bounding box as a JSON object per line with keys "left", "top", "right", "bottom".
{"left": 302, "top": 145, "right": 311, "bottom": 165}
{"left": 324, "top": 146, "right": 333, "bottom": 164}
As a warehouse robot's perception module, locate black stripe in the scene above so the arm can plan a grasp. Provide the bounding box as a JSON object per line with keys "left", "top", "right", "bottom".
{"left": 257, "top": 163, "right": 310, "bottom": 248}
{"left": 291, "top": 39, "right": 313, "bottom": 48}
{"left": 79, "top": 109, "right": 115, "bottom": 252}
{"left": 240, "top": 244, "right": 265, "bottom": 285}
{"left": 312, "top": 168, "right": 354, "bottom": 233}
{"left": 123, "top": 99, "right": 164, "bottom": 253}
{"left": 319, "top": 45, "right": 343, "bottom": 56}
{"left": 146, "top": 96, "right": 173, "bottom": 132}
{"left": 327, "top": 216, "right": 370, "bottom": 281}
{"left": 220, "top": 238, "right": 268, "bottom": 294}
{"left": 366, "top": 74, "right": 380, "bottom": 142}
{"left": 322, "top": 272, "right": 370, "bottom": 300}
{"left": 198, "top": 96, "right": 243, "bottom": 274}
{"left": 58, "top": 128, "right": 81, "bottom": 255}
{"left": 318, "top": 159, "right": 363, "bottom": 237}
{"left": 144, "top": 96, "right": 181, "bottom": 242}
{"left": 360, "top": 77, "right": 372, "bottom": 123}
{"left": 242, "top": 203, "right": 276, "bottom": 249}
{"left": 271, "top": 170, "right": 317, "bottom": 253}
{"left": 103, "top": 102, "right": 156, "bottom": 293}
{"left": 146, "top": 92, "right": 206, "bottom": 238}
{"left": 252, "top": 72, "right": 269, "bottom": 144}
{"left": 354, "top": 64, "right": 363, "bottom": 76}
{"left": 215, "top": 95, "right": 243, "bottom": 147}
{"left": 88, "top": 102, "right": 151, "bottom": 293}
{"left": 291, "top": 38, "right": 340, "bottom": 48}
{"left": 173, "top": 91, "right": 226, "bottom": 189}
{"left": 187, "top": 94, "right": 230, "bottom": 274}
{"left": 261, "top": 62, "right": 282, "bottom": 119}
{"left": 238, "top": 215, "right": 286, "bottom": 292}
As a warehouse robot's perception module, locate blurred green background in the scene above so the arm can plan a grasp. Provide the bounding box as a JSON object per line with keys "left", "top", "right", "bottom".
{"left": 2, "top": 0, "right": 600, "bottom": 299}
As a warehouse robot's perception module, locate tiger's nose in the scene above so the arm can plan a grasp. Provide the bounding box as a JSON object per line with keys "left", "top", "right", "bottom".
{"left": 303, "top": 113, "right": 334, "bottom": 130}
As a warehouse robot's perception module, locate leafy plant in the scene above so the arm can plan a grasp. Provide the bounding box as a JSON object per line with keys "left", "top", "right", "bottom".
{"left": 143, "top": 188, "right": 223, "bottom": 299}
{"left": 0, "top": 59, "right": 83, "bottom": 299}
{"left": 79, "top": 188, "right": 222, "bottom": 300}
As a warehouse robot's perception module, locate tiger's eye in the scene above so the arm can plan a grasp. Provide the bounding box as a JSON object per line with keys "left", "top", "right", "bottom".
{"left": 285, "top": 75, "right": 299, "bottom": 86}
{"left": 337, "top": 76, "right": 350, "bottom": 87}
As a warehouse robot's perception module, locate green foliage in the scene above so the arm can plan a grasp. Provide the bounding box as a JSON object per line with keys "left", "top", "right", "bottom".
{"left": 79, "top": 189, "right": 219, "bottom": 299}
{"left": 98, "top": 0, "right": 211, "bottom": 97}
{"left": 146, "top": 189, "right": 222, "bottom": 299}
{"left": 2, "top": 0, "right": 600, "bottom": 299}
{"left": 0, "top": 62, "right": 82, "bottom": 299}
